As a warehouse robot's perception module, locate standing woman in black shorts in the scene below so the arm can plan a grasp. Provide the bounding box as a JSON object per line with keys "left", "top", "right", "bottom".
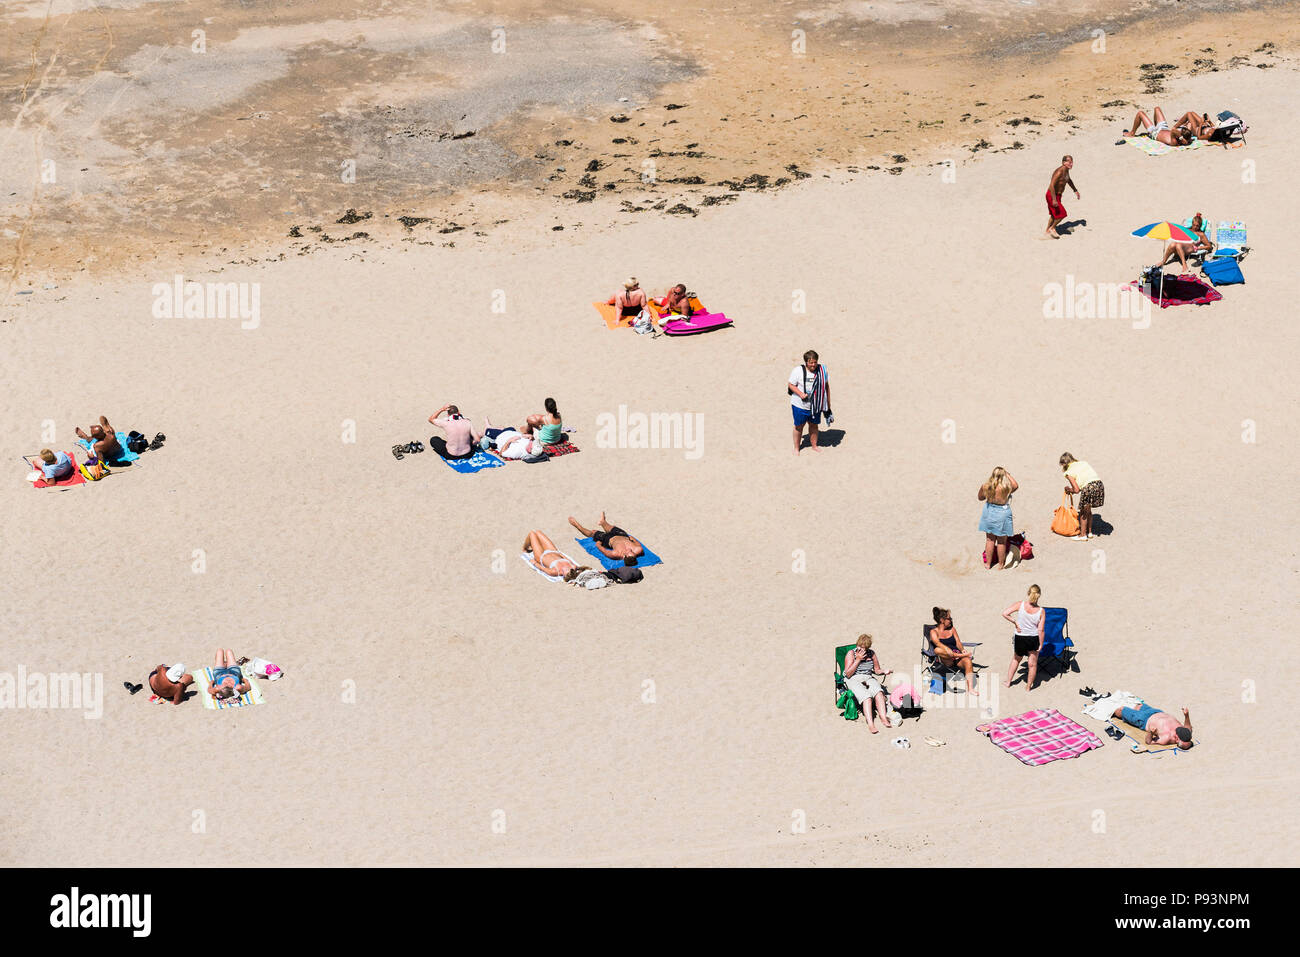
{"left": 1002, "top": 584, "right": 1045, "bottom": 690}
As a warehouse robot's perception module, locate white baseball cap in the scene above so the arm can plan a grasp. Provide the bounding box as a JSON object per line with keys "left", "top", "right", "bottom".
{"left": 166, "top": 663, "right": 185, "bottom": 682}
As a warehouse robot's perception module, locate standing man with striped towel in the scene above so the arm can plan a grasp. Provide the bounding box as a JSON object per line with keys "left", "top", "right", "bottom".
{"left": 788, "top": 349, "right": 832, "bottom": 455}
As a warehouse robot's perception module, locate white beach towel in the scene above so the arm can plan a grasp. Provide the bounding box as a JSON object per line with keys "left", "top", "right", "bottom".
{"left": 1082, "top": 690, "right": 1142, "bottom": 721}
{"left": 520, "top": 551, "right": 576, "bottom": 582}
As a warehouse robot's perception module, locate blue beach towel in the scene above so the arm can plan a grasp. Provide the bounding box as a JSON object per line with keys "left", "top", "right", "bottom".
{"left": 76, "top": 430, "right": 139, "bottom": 463}
{"left": 575, "top": 536, "right": 663, "bottom": 570}
{"left": 439, "top": 449, "right": 503, "bottom": 474}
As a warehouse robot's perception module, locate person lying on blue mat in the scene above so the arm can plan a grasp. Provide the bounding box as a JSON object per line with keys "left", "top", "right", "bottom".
{"left": 569, "top": 512, "right": 643, "bottom": 565}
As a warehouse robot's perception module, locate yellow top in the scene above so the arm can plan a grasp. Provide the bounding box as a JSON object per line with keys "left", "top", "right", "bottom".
{"left": 1066, "top": 461, "right": 1100, "bottom": 488}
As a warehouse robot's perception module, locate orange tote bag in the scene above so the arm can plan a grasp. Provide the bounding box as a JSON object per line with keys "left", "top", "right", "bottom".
{"left": 1051, "top": 491, "right": 1080, "bottom": 537}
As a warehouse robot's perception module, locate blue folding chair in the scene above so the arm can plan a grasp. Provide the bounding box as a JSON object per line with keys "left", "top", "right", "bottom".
{"left": 1037, "top": 607, "right": 1077, "bottom": 679}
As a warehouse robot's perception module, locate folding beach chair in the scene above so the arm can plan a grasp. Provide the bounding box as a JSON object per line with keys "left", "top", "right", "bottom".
{"left": 1036, "top": 607, "right": 1078, "bottom": 680}
{"left": 1211, "top": 221, "right": 1248, "bottom": 261}
{"left": 920, "top": 625, "right": 983, "bottom": 693}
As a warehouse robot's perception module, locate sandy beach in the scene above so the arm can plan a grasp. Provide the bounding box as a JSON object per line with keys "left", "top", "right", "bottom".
{"left": 2, "top": 0, "right": 1299, "bottom": 867}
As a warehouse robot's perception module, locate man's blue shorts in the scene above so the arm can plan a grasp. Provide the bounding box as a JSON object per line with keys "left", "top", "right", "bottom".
{"left": 1119, "top": 701, "right": 1161, "bottom": 728}
{"left": 792, "top": 406, "right": 813, "bottom": 427}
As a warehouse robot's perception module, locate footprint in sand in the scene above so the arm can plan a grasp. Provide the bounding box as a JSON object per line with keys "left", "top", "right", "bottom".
{"left": 905, "top": 550, "right": 985, "bottom": 577}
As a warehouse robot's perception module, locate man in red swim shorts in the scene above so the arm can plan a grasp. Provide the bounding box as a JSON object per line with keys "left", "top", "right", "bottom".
{"left": 1045, "top": 155, "right": 1079, "bottom": 238}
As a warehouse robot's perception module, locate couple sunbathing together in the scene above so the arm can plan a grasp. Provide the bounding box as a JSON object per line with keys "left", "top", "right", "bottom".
{"left": 30, "top": 415, "right": 126, "bottom": 482}
{"left": 147, "top": 649, "right": 250, "bottom": 704}
{"left": 1123, "top": 108, "right": 1224, "bottom": 147}
{"left": 523, "top": 514, "right": 644, "bottom": 582}
{"left": 428, "top": 398, "right": 564, "bottom": 461}
{"left": 613, "top": 278, "right": 699, "bottom": 328}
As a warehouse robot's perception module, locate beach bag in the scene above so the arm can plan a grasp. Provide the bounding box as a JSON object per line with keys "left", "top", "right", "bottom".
{"left": 1008, "top": 533, "right": 1033, "bottom": 559}
{"left": 127, "top": 431, "right": 149, "bottom": 454}
{"left": 1202, "top": 257, "right": 1244, "bottom": 286}
{"left": 606, "top": 566, "right": 643, "bottom": 584}
{"left": 1051, "top": 492, "right": 1080, "bottom": 537}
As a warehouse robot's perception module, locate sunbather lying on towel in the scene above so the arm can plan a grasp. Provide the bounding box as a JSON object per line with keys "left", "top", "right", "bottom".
{"left": 1173, "top": 111, "right": 1217, "bottom": 141}
{"left": 522, "top": 530, "right": 591, "bottom": 582}
{"left": 428, "top": 404, "right": 483, "bottom": 460}
{"left": 1123, "top": 108, "right": 1193, "bottom": 147}
{"left": 210, "top": 648, "right": 251, "bottom": 700}
{"left": 1113, "top": 701, "right": 1193, "bottom": 750}
{"left": 1157, "top": 213, "right": 1214, "bottom": 272}
{"left": 33, "top": 449, "right": 75, "bottom": 482}
{"left": 482, "top": 416, "right": 544, "bottom": 460}
{"left": 148, "top": 663, "right": 194, "bottom": 705}
{"left": 76, "top": 415, "right": 125, "bottom": 465}
{"left": 568, "top": 512, "right": 644, "bottom": 564}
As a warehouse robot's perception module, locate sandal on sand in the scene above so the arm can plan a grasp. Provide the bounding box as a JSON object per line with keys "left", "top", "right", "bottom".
{"left": 924, "top": 736, "right": 946, "bottom": 748}
{"left": 412, "top": 441, "right": 424, "bottom": 453}
{"left": 123, "top": 681, "right": 142, "bottom": 695}
{"left": 1079, "top": 686, "right": 1098, "bottom": 697}
{"left": 891, "top": 737, "right": 910, "bottom": 750}
{"left": 392, "top": 445, "right": 405, "bottom": 460}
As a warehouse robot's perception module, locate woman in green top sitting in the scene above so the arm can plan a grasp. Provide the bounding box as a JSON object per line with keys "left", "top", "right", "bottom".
{"left": 524, "top": 398, "right": 563, "bottom": 446}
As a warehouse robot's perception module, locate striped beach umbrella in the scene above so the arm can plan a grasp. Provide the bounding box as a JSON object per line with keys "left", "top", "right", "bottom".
{"left": 1133, "top": 221, "right": 1198, "bottom": 302}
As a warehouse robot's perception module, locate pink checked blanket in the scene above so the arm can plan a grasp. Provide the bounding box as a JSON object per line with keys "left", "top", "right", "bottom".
{"left": 976, "top": 708, "right": 1103, "bottom": 766}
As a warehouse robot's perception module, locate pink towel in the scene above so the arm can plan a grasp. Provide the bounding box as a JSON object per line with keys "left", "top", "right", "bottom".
{"left": 977, "top": 708, "right": 1103, "bottom": 766}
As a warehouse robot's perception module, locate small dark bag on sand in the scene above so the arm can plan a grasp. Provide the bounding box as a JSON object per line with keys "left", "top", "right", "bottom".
{"left": 605, "top": 566, "right": 644, "bottom": 584}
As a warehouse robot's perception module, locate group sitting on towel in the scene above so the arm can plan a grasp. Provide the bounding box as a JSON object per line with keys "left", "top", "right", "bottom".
{"left": 430, "top": 398, "right": 564, "bottom": 461}
{"left": 611, "top": 277, "right": 699, "bottom": 331}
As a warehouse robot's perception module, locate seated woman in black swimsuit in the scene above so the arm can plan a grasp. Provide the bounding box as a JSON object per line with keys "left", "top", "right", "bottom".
{"left": 929, "top": 607, "right": 977, "bottom": 695}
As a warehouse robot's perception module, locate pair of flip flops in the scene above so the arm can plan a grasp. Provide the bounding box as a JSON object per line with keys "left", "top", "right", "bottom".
{"left": 392, "top": 441, "right": 424, "bottom": 460}
{"left": 1078, "top": 685, "right": 1100, "bottom": 699}
{"left": 891, "top": 737, "right": 910, "bottom": 749}
{"left": 149, "top": 432, "right": 166, "bottom": 450}
{"left": 123, "top": 681, "right": 143, "bottom": 695}
{"left": 1104, "top": 725, "right": 1125, "bottom": 740}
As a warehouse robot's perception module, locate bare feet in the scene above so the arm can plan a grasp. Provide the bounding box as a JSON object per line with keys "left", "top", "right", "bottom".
{"left": 867, "top": 723, "right": 879, "bottom": 734}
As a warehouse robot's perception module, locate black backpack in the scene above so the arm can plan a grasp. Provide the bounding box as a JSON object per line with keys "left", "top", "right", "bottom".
{"left": 127, "top": 431, "right": 149, "bottom": 454}
{"left": 605, "top": 566, "right": 644, "bottom": 584}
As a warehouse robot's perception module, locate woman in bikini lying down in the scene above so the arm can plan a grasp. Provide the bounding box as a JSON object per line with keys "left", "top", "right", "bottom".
{"left": 1123, "top": 107, "right": 1192, "bottom": 147}
{"left": 522, "top": 529, "right": 592, "bottom": 582}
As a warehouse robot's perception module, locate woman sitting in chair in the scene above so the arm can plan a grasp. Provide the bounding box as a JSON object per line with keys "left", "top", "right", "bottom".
{"left": 842, "top": 634, "right": 894, "bottom": 733}
{"left": 929, "top": 607, "right": 976, "bottom": 695}
{"left": 1156, "top": 212, "right": 1214, "bottom": 273}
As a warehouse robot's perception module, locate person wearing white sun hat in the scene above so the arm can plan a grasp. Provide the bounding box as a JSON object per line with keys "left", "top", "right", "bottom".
{"left": 148, "top": 663, "right": 193, "bottom": 705}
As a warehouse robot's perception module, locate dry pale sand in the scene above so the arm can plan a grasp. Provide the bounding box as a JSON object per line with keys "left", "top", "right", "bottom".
{"left": 2, "top": 6, "right": 1299, "bottom": 867}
